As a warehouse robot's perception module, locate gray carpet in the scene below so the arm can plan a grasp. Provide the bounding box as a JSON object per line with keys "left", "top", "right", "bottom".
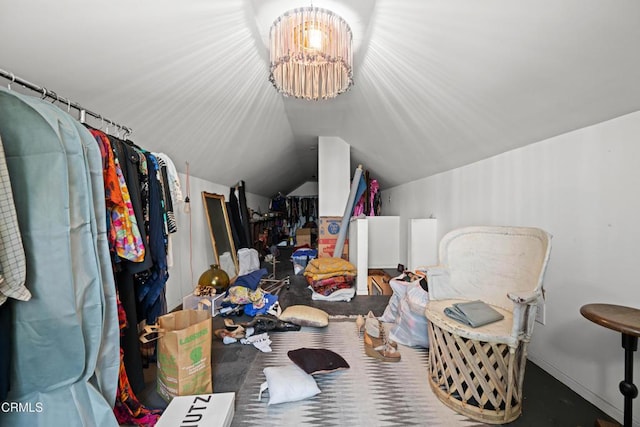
{"left": 231, "top": 319, "right": 485, "bottom": 427}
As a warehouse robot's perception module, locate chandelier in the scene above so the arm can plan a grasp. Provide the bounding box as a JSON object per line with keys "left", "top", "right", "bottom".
{"left": 269, "top": 6, "right": 353, "bottom": 101}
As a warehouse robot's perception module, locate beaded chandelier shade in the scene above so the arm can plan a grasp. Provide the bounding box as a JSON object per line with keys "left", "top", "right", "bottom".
{"left": 269, "top": 7, "right": 353, "bottom": 100}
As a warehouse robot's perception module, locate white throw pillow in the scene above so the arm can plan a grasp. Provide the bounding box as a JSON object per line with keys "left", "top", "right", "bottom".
{"left": 259, "top": 364, "right": 321, "bottom": 405}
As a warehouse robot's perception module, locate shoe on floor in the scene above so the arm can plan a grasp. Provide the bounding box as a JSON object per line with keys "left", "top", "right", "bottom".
{"left": 364, "top": 330, "right": 401, "bottom": 362}
{"left": 363, "top": 311, "right": 398, "bottom": 349}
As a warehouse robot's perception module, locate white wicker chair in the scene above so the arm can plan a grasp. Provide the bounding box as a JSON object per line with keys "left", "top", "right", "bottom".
{"left": 424, "top": 226, "right": 552, "bottom": 424}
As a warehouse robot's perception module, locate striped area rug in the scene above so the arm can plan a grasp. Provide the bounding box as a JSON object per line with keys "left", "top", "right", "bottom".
{"left": 231, "top": 319, "right": 486, "bottom": 427}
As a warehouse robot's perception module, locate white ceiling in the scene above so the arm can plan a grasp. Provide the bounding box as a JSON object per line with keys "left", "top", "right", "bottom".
{"left": 1, "top": 0, "right": 639, "bottom": 197}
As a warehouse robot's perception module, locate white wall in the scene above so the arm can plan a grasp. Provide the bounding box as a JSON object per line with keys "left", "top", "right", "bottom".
{"left": 318, "top": 136, "right": 351, "bottom": 217}
{"left": 381, "top": 110, "right": 640, "bottom": 424}
{"left": 164, "top": 173, "right": 270, "bottom": 310}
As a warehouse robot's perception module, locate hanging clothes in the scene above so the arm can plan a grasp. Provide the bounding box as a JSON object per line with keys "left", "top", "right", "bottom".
{"left": 154, "top": 152, "right": 182, "bottom": 268}
{"left": 154, "top": 153, "right": 183, "bottom": 203}
{"left": 154, "top": 154, "right": 176, "bottom": 267}
{"left": 237, "top": 181, "right": 253, "bottom": 247}
{"left": 0, "top": 135, "right": 29, "bottom": 306}
{"left": 108, "top": 138, "right": 150, "bottom": 393}
{"left": 134, "top": 152, "right": 169, "bottom": 324}
{"left": 369, "top": 178, "right": 381, "bottom": 215}
{"left": 110, "top": 138, "right": 153, "bottom": 274}
{"left": 228, "top": 187, "right": 249, "bottom": 249}
{"left": 89, "top": 128, "right": 148, "bottom": 395}
{"left": 0, "top": 87, "right": 119, "bottom": 427}
{"left": 90, "top": 129, "right": 146, "bottom": 263}
{"left": 114, "top": 270, "right": 146, "bottom": 395}
{"left": 113, "top": 292, "right": 162, "bottom": 426}
{"left": 351, "top": 173, "right": 368, "bottom": 217}
{"left": 154, "top": 153, "right": 180, "bottom": 234}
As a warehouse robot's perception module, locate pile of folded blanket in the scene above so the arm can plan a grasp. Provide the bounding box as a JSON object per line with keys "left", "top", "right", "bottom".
{"left": 304, "top": 257, "right": 357, "bottom": 301}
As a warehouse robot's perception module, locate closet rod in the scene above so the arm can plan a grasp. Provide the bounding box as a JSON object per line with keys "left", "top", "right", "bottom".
{"left": 0, "top": 68, "right": 133, "bottom": 136}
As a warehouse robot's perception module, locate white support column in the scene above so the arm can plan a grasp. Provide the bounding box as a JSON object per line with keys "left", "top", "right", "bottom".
{"left": 349, "top": 217, "right": 369, "bottom": 295}
{"left": 318, "top": 136, "right": 350, "bottom": 217}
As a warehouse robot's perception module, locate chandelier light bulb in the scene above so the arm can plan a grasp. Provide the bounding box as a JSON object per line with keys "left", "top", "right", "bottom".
{"left": 307, "top": 28, "right": 322, "bottom": 50}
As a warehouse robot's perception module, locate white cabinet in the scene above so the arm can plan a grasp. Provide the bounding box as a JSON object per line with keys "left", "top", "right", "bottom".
{"left": 349, "top": 216, "right": 400, "bottom": 295}
{"left": 408, "top": 218, "right": 438, "bottom": 270}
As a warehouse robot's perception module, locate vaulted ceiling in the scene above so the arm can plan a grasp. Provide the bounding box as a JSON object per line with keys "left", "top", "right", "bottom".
{"left": 1, "top": 0, "right": 639, "bottom": 197}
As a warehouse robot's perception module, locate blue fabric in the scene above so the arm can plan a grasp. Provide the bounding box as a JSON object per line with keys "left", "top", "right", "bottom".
{"left": 243, "top": 293, "right": 279, "bottom": 317}
{"left": 234, "top": 268, "right": 268, "bottom": 291}
{"left": 351, "top": 174, "right": 367, "bottom": 215}
{"left": 292, "top": 248, "right": 317, "bottom": 264}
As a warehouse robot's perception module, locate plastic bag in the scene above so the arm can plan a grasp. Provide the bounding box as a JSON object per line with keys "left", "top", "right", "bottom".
{"left": 381, "top": 273, "right": 422, "bottom": 322}
{"left": 238, "top": 248, "right": 261, "bottom": 276}
{"left": 389, "top": 293, "right": 429, "bottom": 348}
{"left": 382, "top": 273, "right": 429, "bottom": 348}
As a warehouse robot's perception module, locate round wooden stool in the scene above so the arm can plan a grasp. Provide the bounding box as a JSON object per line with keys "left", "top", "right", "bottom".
{"left": 580, "top": 303, "right": 640, "bottom": 427}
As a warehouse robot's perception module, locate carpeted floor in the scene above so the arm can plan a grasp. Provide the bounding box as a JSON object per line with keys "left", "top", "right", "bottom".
{"left": 231, "top": 319, "right": 484, "bottom": 427}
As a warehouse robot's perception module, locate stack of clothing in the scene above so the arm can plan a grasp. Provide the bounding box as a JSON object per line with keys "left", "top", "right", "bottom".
{"left": 304, "top": 257, "right": 357, "bottom": 302}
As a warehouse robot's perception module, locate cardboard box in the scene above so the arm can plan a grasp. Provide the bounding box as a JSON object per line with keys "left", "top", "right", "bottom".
{"left": 318, "top": 216, "right": 349, "bottom": 258}
{"left": 319, "top": 216, "right": 343, "bottom": 239}
{"left": 156, "top": 393, "right": 235, "bottom": 427}
{"left": 297, "top": 228, "right": 312, "bottom": 236}
{"left": 182, "top": 293, "right": 224, "bottom": 317}
{"left": 317, "top": 239, "right": 349, "bottom": 259}
{"left": 296, "top": 228, "right": 313, "bottom": 247}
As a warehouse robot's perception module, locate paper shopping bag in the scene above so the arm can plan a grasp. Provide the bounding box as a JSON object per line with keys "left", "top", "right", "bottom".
{"left": 154, "top": 309, "right": 213, "bottom": 402}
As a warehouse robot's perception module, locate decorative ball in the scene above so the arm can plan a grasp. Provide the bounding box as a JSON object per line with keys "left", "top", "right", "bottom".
{"left": 196, "top": 264, "right": 230, "bottom": 294}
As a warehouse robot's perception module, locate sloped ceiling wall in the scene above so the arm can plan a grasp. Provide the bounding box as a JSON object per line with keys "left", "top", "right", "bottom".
{"left": 1, "top": 0, "right": 639, "bottom": 196}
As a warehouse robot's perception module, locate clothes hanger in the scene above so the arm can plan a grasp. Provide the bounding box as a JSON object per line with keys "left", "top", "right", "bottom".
{"left": 6, "top": 73, "right": 15, "bottom": 90}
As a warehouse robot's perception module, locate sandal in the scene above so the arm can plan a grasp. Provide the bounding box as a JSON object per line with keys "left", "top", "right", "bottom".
{"left": 214, "top": 324, "right": 245, "bottom": 340}
{"left": 363, "top": 312, "right": 400, "bottom": 362}
{"left": 364, "top": 334, "right": 401, "bottom": 362}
